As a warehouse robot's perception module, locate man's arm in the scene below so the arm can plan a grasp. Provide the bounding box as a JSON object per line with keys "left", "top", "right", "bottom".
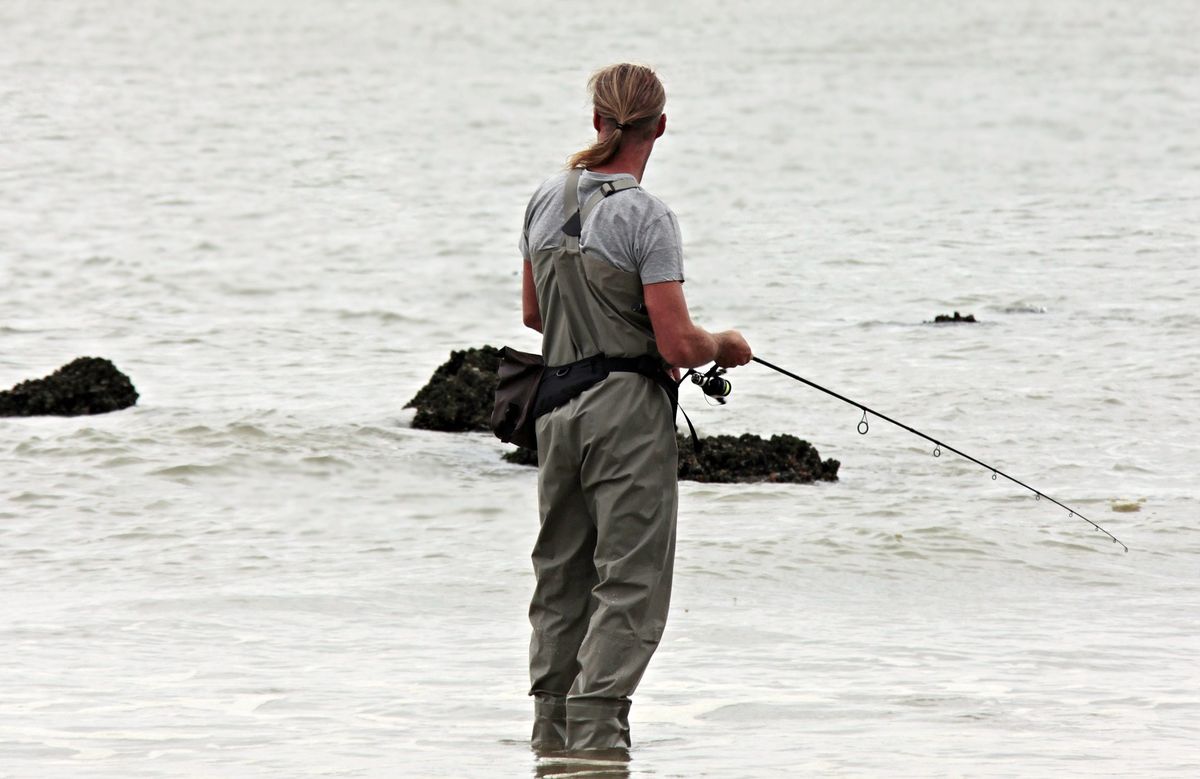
{"left": 643, "top": 280, "right": 750, "bottom": 369}
{"left": 522, "top": 259, "right": 542, "bottom": 333}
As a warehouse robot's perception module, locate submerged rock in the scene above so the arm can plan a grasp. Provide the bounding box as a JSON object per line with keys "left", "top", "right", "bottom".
{"left": 504, "top": 433, "right": 839, "bottom": 484}
{"left": 932, "top": 311, "right": 977, "bottom": 323}
{"left": 405, "top": 346, "right": 502, "bottom": 432}
{"left": 0, "top": 357, "right": 139, "bottom": 417}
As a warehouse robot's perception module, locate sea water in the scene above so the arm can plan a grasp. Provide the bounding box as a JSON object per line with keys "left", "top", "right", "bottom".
{"left": 1, "top": 1, "right": 1198, "bottom": 776}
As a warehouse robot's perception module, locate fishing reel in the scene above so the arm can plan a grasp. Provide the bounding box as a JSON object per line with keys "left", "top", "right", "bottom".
{"left": 689, "top": 364, "right": 732, "bottom": 404}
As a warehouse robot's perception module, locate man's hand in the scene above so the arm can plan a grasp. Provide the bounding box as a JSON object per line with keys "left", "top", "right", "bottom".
{"left": 714, "top": 330, "right": 752, "bottom": 368}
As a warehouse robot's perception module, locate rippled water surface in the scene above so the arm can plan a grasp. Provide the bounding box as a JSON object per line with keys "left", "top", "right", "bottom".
{"left": 2, "top": 1, "right": 1198, "bottom": 776}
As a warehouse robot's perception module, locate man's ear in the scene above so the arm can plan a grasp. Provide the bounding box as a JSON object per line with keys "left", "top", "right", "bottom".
{"left": 655, "top": 113, "right": 667, "bottom": 139}
{"left": 593, "top": 110, "right": 603, "bottom": 132}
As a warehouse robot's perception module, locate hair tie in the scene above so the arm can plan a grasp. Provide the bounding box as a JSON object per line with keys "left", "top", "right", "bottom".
{"left": 615, "top": 121, "right": 630, "bottom": 131}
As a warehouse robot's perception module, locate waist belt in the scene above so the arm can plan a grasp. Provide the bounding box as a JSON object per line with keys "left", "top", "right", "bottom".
{"left": 533, "top": 353, "right": 675, "bottom": 419}
{"left": 532, "top": 353, "right": 701, "bottom": 452}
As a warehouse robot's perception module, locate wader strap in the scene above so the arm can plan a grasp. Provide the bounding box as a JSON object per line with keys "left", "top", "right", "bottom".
{"left": 563, "top": 168, "right": 582, "bottom": 221}
{"left": 553, "top": 175, "right": 642, "bottom": 359}
{"left": 579, "top": 178, "right": 640, "bottom": 226}
{"left": 561, "top": 175, "right": 638, "bottom": 240}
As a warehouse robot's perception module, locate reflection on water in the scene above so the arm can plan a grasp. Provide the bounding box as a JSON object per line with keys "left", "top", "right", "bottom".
{"left": 533, "top": 745, "right": 631, "bottom": 779}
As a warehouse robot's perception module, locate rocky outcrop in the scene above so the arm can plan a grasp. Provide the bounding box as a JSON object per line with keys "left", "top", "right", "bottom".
{"left": 0, "top": 357, "right": 139, "bottom": 417}
{"left": 405, "top": 346, "right": 502, "bottom": 432}
{"left": 932, "top": 311, "right": 977, "bottom": 323}
{"left": 677, "top": 433, "right": 839, "bottom": 483}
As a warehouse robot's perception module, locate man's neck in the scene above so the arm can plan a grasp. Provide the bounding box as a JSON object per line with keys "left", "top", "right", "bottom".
{"left": 588, "top": 143, "right": 652, "bottom": 182}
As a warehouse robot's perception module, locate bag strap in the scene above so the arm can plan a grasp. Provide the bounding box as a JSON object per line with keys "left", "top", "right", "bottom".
{"left": 677, "top": 403, "right": 702, "bottom": 455}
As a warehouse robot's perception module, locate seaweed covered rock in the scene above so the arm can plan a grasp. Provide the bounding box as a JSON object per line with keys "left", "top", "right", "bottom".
{"left": 677, "top": 433, "right": 839, "bottom": 483}
{"left": 504, "top": 433, "right": 839, "bottom": 484}
{"left": 0, "top": 357, "right": 139, "bottom": 417}
{"left": 932, "top": 311, "right": 976, "bottom": 323}
{"left": 406, "top": 346, "right": 502, "bottom": 432}
{"left": 503, "top": 446, "right": 538, "bottom": 467}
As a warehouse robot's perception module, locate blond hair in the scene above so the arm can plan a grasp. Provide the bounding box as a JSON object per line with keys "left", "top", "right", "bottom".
{"left": 567, "top": 63, "right": 666, "bottom": 170}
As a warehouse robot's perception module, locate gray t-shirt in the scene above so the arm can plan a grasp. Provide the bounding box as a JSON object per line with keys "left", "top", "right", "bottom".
{"left": 519, "top": 170, "right": 685, "bottom": 284}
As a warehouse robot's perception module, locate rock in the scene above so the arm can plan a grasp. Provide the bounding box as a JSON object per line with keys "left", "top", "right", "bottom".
{"left": 503, "top": 446, "right": 538, "bottom": 467}
{"left": 0, "top": 357, "right": 139, "bottom": 417}
{"left": 677, "top": 433, "right": 839, "bottom": 483}
{"left": 504, "top": 433, "right": 840, "bottom": 484}
{"left": 933, "top": 311, "right": 976, "bottom": 323}
{"left": 405, "top": 346, "right": 502, "bottom": 432}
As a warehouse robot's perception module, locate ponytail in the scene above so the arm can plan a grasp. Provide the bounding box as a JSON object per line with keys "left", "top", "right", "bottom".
{"left": 568, "top": 126, "right": 625, "bottom": 170}
{"left": 567, "top": 64, "right": 666, "bottom": 170}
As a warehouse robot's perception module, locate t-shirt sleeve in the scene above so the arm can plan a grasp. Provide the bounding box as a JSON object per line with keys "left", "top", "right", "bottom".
{"left": 636, "top": 211, "right": 685, "bottom": 284}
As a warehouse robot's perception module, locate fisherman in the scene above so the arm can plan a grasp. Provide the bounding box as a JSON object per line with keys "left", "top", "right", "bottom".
{"left": 518, "top": 63, "right": 752, "bottom": 753}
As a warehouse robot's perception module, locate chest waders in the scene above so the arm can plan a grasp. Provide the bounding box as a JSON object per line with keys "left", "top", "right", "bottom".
{"left": 527, "top": 169, "right": 679, "bottom": 752}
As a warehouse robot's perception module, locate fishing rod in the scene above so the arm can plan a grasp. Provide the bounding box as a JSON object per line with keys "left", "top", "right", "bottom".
{"left": 690, "top": 358, "right": 1128, "bottom": 552}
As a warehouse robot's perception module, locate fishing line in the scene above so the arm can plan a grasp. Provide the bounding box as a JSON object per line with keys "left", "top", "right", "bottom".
{"left": 750, "top": 356, "right": 1128, "bottom": 553}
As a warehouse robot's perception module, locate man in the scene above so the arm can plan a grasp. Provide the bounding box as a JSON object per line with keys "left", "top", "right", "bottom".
{"left": 519, "top": 63, "right": 752, "bottom": 754}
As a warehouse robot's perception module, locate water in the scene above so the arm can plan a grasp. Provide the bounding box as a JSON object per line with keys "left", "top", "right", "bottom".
{"left": 2, "top": 1, "right": 1198, "bottom": 776}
